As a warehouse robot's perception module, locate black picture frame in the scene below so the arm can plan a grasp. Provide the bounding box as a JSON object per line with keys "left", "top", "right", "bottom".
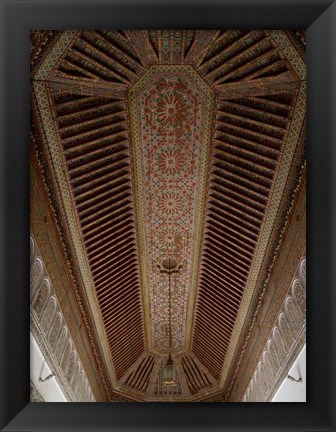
{"left": 1, "top": 0, "right": 335, "bottom": 431}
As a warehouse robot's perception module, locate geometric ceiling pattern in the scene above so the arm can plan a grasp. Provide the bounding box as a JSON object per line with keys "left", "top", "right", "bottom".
{"left": 129, "top": 65, "right": 214, "bottom": 354}
{"left": 31, "top": 30, "right": 306, "bottom": 401}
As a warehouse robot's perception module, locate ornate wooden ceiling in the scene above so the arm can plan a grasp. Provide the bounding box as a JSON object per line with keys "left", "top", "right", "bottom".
{"left": 31, "top": 30, "right": 306, "bottom": 401}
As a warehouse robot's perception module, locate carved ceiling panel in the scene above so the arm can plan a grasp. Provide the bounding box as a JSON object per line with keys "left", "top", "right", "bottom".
{"left": 129, "top": 65, "right": 214, "bottom": 353}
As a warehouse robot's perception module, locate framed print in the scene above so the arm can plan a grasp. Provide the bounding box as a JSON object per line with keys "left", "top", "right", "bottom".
{"left": 1, "top": 0, "right": 335, "bottom": 431}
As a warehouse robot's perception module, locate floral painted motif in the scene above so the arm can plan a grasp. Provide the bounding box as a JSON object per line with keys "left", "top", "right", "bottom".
{"left": 156, "top": 91, "right": 188, "bottom": 128}
{"left": 152, "top": 186, "right": 191, "bottom": 220}
{"left": 152, "top": 223, "right": 188, "bottom": 253}
{"left": 150, "top": 140, "right": 194, "bottom": 182}
{"left": 158, "top": 145, "right": 185, "bottom": 175}
{"left": 145, "top": 80, "right": 198, "bottom": 136}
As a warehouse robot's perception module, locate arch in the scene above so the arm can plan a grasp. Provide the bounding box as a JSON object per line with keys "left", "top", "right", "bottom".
{"left": 253, "top": 372, "right": 259, "bottom": 402}
{"left": 30, "top": 258, "right": 44, "bottom": 299}
{"left": 66, "top": 351, "right": 77, "bottom": 383}
{"left": 61, "top": 339, "right": 72, "bottom": 373}
{"left": 291, "top": 278, "right": 306, "bottom": 318}
{"left": 273, "top": 327, "right": 287, "bottom": 365}
{"left": 285, "top": 296, "right": 303, "bottom": 336}
{"left": 55, "top": 326, "right": 68, "bottom": 363}
{"left": 48, "top": 312, "right": 63, "bottom": 349}
{"left": 72, "top": 361, "right": 81, "bottom": 392}
{"left": 32, "top": 277, "right": 51, "bottom": 319}
{"left": 77, "top": 371, "right": 86, "bottom": 401}
{"left": 30, "top": 235, "right": 36, "bottom": 265}
{"left": 279, "top": 312, "right": 294, "bottom": 349}
{"left": 78, "top": 372, "right": 86, "bottom": 402}
{"left": 299, "top": 258, "right": 306, "bottom": 286}
{"left": 41, "top": 296, "right": 57, "bottom": 335}
{"left": 268, "top": 340, "right": 280, "bottom": 374}
{"left": 263, "top": 350, "right": 274, "bottom": 386}
{"left": 258, "top": 361, "right": 270, "bottom": 392}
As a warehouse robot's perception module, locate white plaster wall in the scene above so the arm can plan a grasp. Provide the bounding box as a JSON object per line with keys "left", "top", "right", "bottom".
{"left": 272, "top": 344, "right": 306, "bottom": 402}
{"left": 30, "top": 331, "right": 67, "bottom": 402}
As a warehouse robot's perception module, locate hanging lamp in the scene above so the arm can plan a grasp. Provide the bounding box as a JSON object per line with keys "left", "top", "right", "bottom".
{"left": 162, "top": 258, "right": 177, "bottom": 386}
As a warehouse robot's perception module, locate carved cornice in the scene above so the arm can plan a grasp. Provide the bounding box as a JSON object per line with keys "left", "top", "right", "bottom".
{"left": 242, "top": 254, "right": 306, "bottom": 402}
{"left": 30, "top": 233, "right": 95, "bottom": 402}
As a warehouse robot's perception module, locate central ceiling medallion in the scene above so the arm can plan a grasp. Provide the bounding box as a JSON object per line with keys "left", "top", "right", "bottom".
{"left": 129, "top": 65, "right": 215, "bottom": 354}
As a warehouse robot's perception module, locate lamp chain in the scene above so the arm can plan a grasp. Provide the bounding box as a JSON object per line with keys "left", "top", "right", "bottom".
{"left": 168, "top": 260, "right": 172, "bottom": 356}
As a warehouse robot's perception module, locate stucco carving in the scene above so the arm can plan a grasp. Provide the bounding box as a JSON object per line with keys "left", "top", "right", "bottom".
{"left": 30, "top": 381, "right": 45, "bottom": 402}
{"left": 243, "top": 254, "right": 306, "bottom": 402}
{"left": 30, "top": 232, "right": 95, "bottom": 402}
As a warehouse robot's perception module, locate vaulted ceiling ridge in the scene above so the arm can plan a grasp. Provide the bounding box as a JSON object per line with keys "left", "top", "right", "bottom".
{"left": 192, "top": 42, "right": 304, "bottom": 386}
{"left": 30, "top": 107, "right": 117, "bottom": 401}
{"left": 221, "top": 154, "right": 306, "bottom": 401}
{"left": 32, "top": 91, "right": 144, "bottom": 396}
